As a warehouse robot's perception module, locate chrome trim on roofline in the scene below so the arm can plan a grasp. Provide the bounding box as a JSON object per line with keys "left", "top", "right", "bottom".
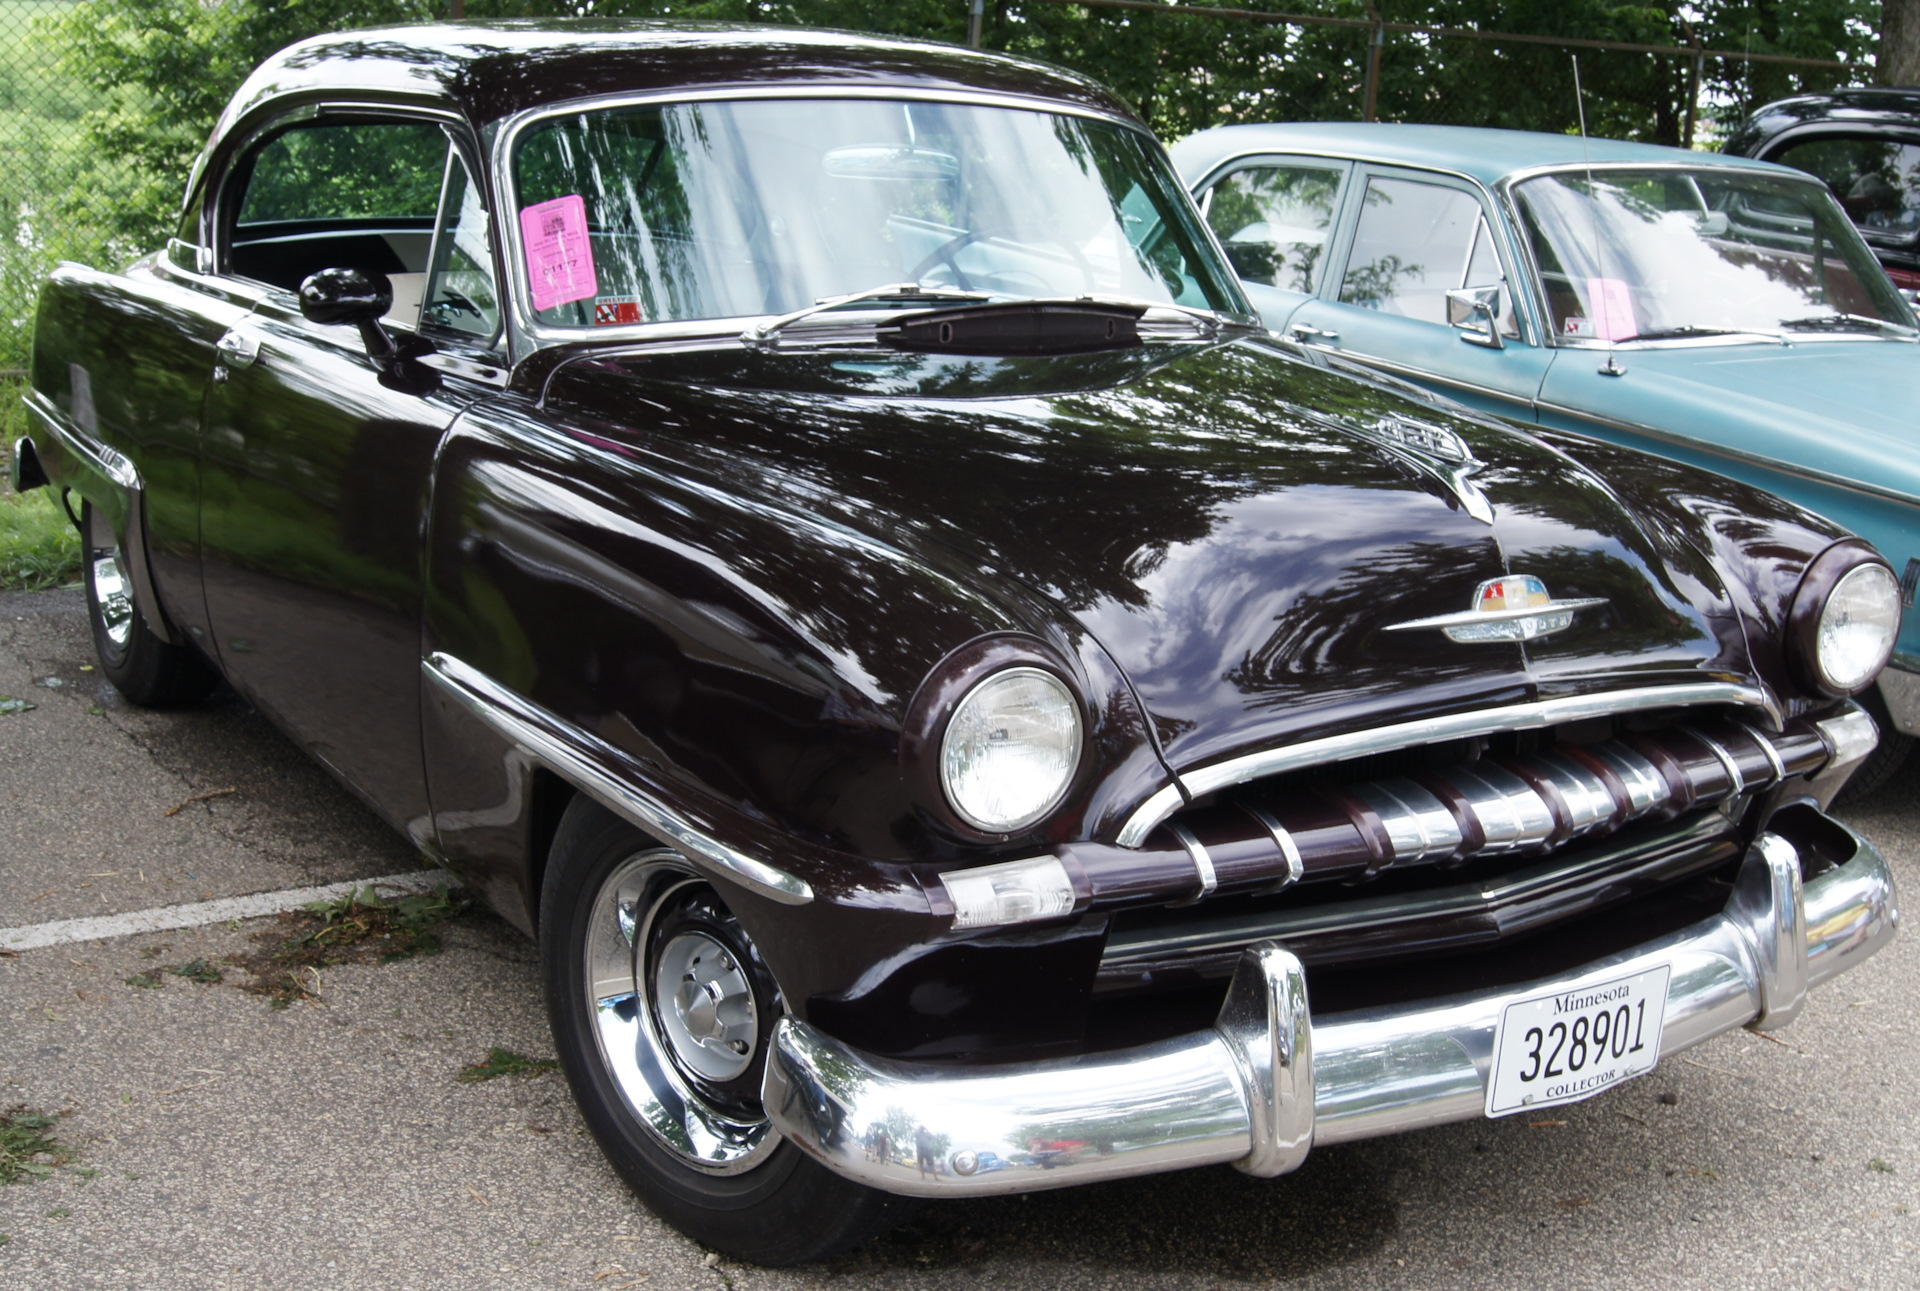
{"left": 1115, "top": 681, "right": 1779, "bottom": 848}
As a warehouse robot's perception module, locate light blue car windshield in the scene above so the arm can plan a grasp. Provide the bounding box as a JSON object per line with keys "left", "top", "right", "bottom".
{"left": 510, "top": 98, "right": 1246, "bottom": 328}
{"left": 1514, "top": 168, "right": 1915, "bottom": 342}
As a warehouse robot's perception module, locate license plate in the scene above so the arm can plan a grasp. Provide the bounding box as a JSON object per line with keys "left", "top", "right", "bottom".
{"left": 1485, "top": 964, "right": 1671, "bottom": 1118}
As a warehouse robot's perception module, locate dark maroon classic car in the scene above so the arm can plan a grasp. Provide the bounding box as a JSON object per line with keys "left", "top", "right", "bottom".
{"left": 12, "top": 21, "right": 1905, "bottom": 1266}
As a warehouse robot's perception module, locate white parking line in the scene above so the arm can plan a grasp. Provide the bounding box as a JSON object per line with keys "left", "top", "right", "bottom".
{"left": 0, "top": 870, "right": 450, "bottom": 953}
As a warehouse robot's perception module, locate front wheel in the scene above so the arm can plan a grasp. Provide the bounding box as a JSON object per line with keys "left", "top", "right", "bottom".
{"left": 539, "top": 798, "right": 912, "bottom": 1266}
{"left": 82, "top": 500, "right": 218, "bottom": 708}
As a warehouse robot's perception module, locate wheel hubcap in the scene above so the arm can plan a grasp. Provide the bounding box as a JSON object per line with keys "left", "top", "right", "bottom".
{"left": 92, "top": 552, "right": 134, "bottom": 649}
{"left": 583, "top": 851, "right": 778, "bottom": 1173}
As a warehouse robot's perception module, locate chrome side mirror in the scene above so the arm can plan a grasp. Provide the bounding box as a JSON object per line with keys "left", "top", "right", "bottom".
{"left": 299, "top": 266, "right": 398, "bottom": 369}
{"left": 1446, "top": 285, "right": 1505, "bottom": 350}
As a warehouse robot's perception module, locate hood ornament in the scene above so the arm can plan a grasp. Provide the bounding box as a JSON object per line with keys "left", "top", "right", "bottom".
{"left": 1386, "top": 575, "right": 1607, "bottom": 642}
{"left": 1312, "top": 411, "right": 1495, "bottom": 524}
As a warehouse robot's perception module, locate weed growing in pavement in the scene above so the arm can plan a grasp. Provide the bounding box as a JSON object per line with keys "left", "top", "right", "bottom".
{"left": 165, "top": 958, "right": 223, "bottom": 984}
{"left": 123, "top": 972, "right": 161, "bottom": 989}
{"left": 230, "top": 883, "right": 471, "bottom": 1009}
{"left": 0, "top": 1108, "right": 74, "bottom": 1185}
{"left": 457, "top": 1047, "right": 560, "bottom": 1084}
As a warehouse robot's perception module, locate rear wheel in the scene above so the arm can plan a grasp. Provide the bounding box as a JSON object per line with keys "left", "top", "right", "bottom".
{"left": 82, "top": 500, "right": 218, "bottom": 708}
{"left": 539, "top": 798, "right": 912, "bottom": 1266}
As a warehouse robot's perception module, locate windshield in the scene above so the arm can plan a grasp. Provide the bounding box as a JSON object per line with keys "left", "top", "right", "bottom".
{"left": 510, "top": 98, "right": 1246, "bottom": 330}
{"left": 1513, "top": 167, "right": 1914, "bottom": 342}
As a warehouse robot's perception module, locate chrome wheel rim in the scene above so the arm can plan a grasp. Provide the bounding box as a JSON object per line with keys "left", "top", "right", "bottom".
{"left": 91, "top": 550, "right": 134, "bottom": 649}
{"left": 584, "top": 850, "right": 779, "bottom": 1173}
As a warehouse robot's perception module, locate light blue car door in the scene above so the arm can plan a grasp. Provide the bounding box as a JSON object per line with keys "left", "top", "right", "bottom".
{"left": 1196, "top": 156, "right": 1353, "bottom": 335}
{"left": 1284, "top": 166, "right": 1554, "bottom": 425}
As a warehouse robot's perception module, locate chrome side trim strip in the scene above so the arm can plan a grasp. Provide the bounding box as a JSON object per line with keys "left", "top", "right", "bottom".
{"left": 1117, "top": 682, "right": 1777, "bottom": 848}
{"left": 1536, "top": 398, "right": 1920, "bottom": 511}
{"left": 422, "top": 652, "right": 813, "bottom": 905}
{"left": 23, "top": 389, "right": 139, "bottom": 490}
{"left": 763, "top": 824, "right": 1897, "bottom": 1196}
{"left": 1166, "top": 822, "right": 1218, "bottom": 900}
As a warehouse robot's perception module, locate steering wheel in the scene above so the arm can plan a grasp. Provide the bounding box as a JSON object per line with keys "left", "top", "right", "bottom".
{"left": 908, "top": 228, "right": 1098, "bottom": 295}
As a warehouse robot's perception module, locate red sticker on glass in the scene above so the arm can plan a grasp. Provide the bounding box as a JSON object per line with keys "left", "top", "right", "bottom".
{"left": 520, "top": 194, "right": 597, "bottom": 312}
{"left": 594, "top": 297, "right": 643, "bottom": 326}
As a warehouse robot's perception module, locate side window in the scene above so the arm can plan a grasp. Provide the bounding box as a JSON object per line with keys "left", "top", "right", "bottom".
{"left": 423, "top": 154, "right": 501, "bottom": 344}
{"left": 1204, "top": 163, "right": 1344, "bottom": 293}
{"left": 227, "top": 119, "right": 450, "bottom": 327}
{"left": 1775, "top": 136, "right": 1920, "bottom": 239}
{"left": 1338, "top": 175, "right": 1485, "bottom": 324}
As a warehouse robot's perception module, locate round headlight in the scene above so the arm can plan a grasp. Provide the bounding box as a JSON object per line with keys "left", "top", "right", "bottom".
{"left": 939, "top": 667, "right": 1083, "bottom": 833}
{"left": 1813, "top": 562, "right": 1901, "bottom": 694}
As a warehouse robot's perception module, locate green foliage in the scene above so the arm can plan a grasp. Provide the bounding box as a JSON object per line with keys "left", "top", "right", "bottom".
{"left": 0, "top": 448, "right": 82, "bottom": 592}
{"left": 456, "top": 1047, "right": 560, "bottom": 1083}
{"left": 0, "top": 1108, "right": 74, "bottom": 1185}
{"left": 237, "top": 120, "right": 449, "bottom": 224}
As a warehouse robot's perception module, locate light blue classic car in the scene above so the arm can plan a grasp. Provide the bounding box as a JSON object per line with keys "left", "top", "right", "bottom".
{"left": 1174, "top": 122, "right": 1920, "bottom": 793}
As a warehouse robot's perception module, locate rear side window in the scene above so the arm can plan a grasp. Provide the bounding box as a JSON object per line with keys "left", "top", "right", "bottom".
{"left": 1338, "top": 176, "right": 1483, "bottom": 323}
{"left": 1774, "top": 135, "right": 1920, "bottom": 240}
{"left": 1204, "top": 163, "right": 1344, "bottom": 293}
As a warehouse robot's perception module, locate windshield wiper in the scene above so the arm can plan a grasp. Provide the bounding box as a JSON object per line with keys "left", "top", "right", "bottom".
{"left": 741, "top": 283, "right": 993, "bottom": 350}
{"left": 1777, "top": 312, "right": 1911, "bottom": 335}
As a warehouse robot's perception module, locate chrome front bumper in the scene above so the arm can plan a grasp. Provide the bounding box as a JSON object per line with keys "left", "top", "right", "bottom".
{"left": 762, "top": 824, "right": 1899, "bottom": 1198}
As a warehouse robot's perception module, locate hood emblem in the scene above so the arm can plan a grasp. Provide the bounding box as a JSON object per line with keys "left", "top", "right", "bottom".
{"left": 1385, "top": 575, "right": 1607, "bottom": 642}
{"left": 1311, "top": 411, "right": 1495, "bottom": 524}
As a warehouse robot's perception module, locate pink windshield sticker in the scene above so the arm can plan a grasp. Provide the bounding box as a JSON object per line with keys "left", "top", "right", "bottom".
{"left": 520, "top": 194, "right": 597, "bottom": 312}
{"left": 1585, "top": 276, "right": 1635, "bottom": 341}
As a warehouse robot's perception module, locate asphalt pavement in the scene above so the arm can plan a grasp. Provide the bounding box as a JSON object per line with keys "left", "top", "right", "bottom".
{"left": 3, "top": 585, "right": 1916, "bottom": 1289}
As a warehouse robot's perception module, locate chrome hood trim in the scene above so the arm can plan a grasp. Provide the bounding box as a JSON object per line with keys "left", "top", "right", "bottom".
{"left": 1116, "top": 680, "right": 1778, "bottom": 848}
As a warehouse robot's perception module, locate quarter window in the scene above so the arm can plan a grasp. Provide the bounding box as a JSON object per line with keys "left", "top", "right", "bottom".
{"left": 1204, "top": 163, "right": 1344, "bottom": 293}
{"left": 423, "top": 154, "right": 501, "bottom": 343}
{"left": 1339, "top": 176, "right": 1487, "bottom": 324}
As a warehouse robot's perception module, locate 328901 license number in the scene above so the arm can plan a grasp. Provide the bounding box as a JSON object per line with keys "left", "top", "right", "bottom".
{"left": 1486, "top": 964, "right": 1671, "bottom": 1117}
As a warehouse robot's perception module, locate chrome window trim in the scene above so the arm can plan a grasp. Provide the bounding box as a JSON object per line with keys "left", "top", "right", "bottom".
{"left": 1536, "top": 399, "right": 1920, "bottom": 511}
{"left": 1115, "top": 681, "right": 1779, "bottom": 848}
{"left": 490, "top": 85, "right": 1218, "bottom": 358}
{"left": 423, "top": 651, "right": 813, "bottom": 905}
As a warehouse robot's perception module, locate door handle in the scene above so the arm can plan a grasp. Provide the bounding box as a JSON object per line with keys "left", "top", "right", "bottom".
{"left": 1289, "top": 323, "right": 1339, "bottom": 345}
{"left": 214, "top": 331, "right": 260, "bottom": 369}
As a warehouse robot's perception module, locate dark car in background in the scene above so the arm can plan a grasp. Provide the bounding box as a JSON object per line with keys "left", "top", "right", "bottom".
{"left": 1727, "top": 88, "right": 1920, "bottom": 289}
{"left": 12, "top": 21, "right": 1904, "bottom": 1267}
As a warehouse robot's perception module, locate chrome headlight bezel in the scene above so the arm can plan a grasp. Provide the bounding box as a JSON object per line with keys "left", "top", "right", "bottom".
{"left": 1787, "top": 541, "right": 1902, "bottom": 699}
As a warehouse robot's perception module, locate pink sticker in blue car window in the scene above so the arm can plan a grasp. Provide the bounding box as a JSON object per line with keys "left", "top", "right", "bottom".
{"left": 1584, "top": 276, "right": 1635, "bottom": 341}
{"left": 520, "top": 194, "right": 597, "bottom": 312}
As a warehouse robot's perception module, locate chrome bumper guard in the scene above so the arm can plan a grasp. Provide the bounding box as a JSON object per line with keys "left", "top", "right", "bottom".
{"left": 762, "top": 823, "right": 1898, "bottom": 1197}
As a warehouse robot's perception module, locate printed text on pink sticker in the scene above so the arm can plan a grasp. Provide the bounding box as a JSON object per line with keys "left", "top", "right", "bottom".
{"left": 1585, "top": 277, "right": 1635, "bottom": 341}
{"left": 520, "top": 194, "right": 597, "bottom": 312}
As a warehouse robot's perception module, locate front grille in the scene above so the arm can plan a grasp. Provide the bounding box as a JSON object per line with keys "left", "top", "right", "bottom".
{"left": 1134, "top": 711, "right": 1825, "bottom": 898}
{"left": 1090, "top": 709, "right": 1832, "bottom": 1008}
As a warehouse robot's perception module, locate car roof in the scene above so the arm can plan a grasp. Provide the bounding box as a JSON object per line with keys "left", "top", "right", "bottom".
{"left": 1727, "top": 88, "right": 1920, "bottom": 155}
{"left": 206, "top": 20, "right": 1135, "bottom": 158}
{"left": 1170, "top": 120, "right": 1807, "bottom": 189}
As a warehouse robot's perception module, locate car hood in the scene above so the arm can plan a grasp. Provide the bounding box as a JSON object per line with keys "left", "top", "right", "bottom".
{"left": 541, "top": 338, "right": 1747, "bottom": 775}
{"left": 1542, "top": 339, "right": 1920, "bottom": 503}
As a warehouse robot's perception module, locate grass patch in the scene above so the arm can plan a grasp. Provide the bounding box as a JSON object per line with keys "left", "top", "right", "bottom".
{"left": 0, "top": 466, "right": 80, "bottom": 592}
{"left": 165, "top": 958, "right": 223, "bottom": 984}
{"left": 457, "top": 1048, "right": 559, "bottom": 1084}
{"left": 229, "top": 883, "right": 470, "bottom": 1009}
{"left": 0, "top": 1107, "right": 73, "bottom": 1185}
